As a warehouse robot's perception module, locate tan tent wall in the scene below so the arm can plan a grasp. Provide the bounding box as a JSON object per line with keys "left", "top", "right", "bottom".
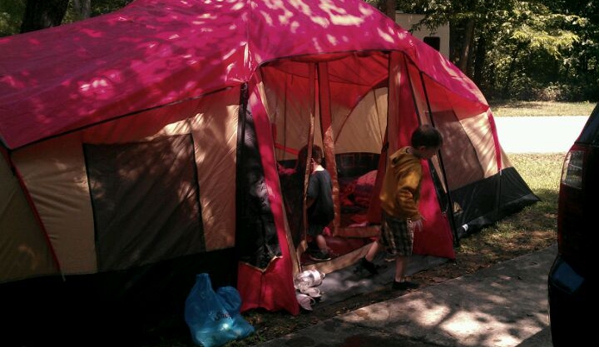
{"left": 261, "top": 65, "right": 322, "bottom": 161}
{"left": 262, "top": 55, "right": 389, "bottom": 162}
{"left": 187, "top": 89, "right": 239, "bottom": 251}
{"left": 403, "top": 62, "right": 503, "bottom": 190}
{"left": 6, "top": 88, "right": 239, "bottom": 278}
{"left": 335, "top": 88, "right": 387, "bottom": 154}
{"left": 82, "top": 88, "right": 239, "bottom": 253}
{"left": 259, "top": 59, "right": 384, "bottom": 275}
{"left": 13, "top": 135, "right": 97, "bottom": 275}
{"left": 0, "top": 154, "right": 57, "bottom": 283}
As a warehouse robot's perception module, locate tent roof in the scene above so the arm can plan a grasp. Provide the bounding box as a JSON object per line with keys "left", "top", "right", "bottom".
{"left": 0, "top": 0, "right": 488, "bottom": 149}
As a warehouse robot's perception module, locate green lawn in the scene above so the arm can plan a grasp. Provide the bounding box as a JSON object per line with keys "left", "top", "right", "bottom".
{"left": 489, "top": 100, "right": 596, "bottom": 117}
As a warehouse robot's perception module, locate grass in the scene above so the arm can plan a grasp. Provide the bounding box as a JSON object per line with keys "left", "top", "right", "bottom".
{"left": 457, "top": 153, "right": 563, "bottom": 264}
{"left": 450, "top": 102, "right": 575, "bottom": 266}
{"left": 489, "top": 100, "right": 596, "bottom": 117}
{"left": 510, "top": 153, "right": 563, "bottom": 207}
{"left": 473, "top": 100, "right": 578, "bottom": 258}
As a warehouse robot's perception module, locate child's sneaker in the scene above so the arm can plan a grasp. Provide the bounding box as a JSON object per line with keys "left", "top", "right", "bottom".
{"left": 392, "top": 280, "right": 419, "bottom": 291}
{"left": 359, "top": 257, "right": 378, "bottom": 275}
{"left": 309, "top": 250, "right": 331, "bottom": 262}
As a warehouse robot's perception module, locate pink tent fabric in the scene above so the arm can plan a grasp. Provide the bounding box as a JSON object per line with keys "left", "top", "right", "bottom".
{"left": 0, "top": 0, "right": 496, "bottom": 317}
{"left": 0, "top": 0, "right": 488, "bottom": 150}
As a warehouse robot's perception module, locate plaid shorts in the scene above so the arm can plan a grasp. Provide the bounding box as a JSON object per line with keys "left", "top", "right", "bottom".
{"left": 379, "top": 211, "right": 414, "bottom": 257}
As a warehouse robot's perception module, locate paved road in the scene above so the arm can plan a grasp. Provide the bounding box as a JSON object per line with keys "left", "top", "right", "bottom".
{"left": 495, "top": 116, "right": 588, "bottom": 153}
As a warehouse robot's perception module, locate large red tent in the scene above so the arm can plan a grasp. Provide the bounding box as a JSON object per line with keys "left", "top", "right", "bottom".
{"left": 0, "top": 0, "right": 537, "bottom": 342}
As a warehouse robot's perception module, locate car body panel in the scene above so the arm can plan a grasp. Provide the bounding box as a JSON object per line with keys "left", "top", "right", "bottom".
{"left": 548, "top": 103, "right": 599, "bottom": 346}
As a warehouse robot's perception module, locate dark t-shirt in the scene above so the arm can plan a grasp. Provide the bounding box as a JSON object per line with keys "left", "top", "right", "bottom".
{"left": 307, "top": 169, "right": 334, "bottom": 228}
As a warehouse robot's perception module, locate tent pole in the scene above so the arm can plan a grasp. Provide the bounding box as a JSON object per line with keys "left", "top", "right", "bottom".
{"left": 235, "top": 83, "right": 249, "bottom": 279}
{"left": 415, "top": 69, "right": 460, "bottom": 247}
{"left": 316, "top": 62, "right": 342, "bottom": 235}
{"left": 296, "top": 63, "right": 317, "bottom": 269}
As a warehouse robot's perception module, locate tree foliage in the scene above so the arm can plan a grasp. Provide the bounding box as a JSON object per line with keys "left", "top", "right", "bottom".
{"left": 0, "top": 0, "right": 25, "bottom": 37}
{"left": 0, "top": 0, "right": 132, "bottom": 35}
{"left": 397, "top": 0, "right": 598, "bottom": 101}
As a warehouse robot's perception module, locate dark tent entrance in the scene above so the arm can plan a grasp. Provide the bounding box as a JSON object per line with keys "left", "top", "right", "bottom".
{"left": 239, "top": 51, "right": 537, "bottom": 282}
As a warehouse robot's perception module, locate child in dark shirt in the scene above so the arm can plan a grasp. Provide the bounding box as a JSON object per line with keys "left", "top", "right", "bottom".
{"left": 303, "top": 145, "right": 334, "bottom": 261}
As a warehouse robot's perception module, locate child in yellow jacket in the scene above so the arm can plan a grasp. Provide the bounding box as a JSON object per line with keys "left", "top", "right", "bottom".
{"left": 360, "top": 124, "right": 443, "bottom": 290}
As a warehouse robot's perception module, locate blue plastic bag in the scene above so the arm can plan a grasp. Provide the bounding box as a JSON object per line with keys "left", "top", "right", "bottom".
{"left": 184, "top": 273, "right": 254, "bottom": 347}
{"left": 215, "top": 286, "right": 255, "bottom": 338}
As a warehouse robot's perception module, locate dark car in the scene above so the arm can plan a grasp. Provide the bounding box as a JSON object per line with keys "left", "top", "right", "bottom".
{"left": 548, "top": 103, "right": 599, "bottom": 346}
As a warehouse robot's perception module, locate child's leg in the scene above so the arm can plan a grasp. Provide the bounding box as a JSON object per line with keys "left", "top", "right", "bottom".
{"left": 394, "top": 255, "right": 409, "bottom": 282}
{"left": 364, "top": 240, "right": 381, "bottom": 262}
{"left": 315, "top": 234, "right": 328, "bottom": 252}
{"left": 358, "top": 240, "right": 380, "bottom": 275}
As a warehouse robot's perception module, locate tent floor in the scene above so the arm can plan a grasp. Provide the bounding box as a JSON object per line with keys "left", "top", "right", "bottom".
{"left": 302, "top": 252, "right": 448, "bottom": 309}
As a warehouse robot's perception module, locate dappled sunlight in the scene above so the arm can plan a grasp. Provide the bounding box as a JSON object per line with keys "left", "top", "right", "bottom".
{"left": 0, "top": 0, "right": 248, "bottom": 149}
{"left": 403, "top": 298, "right": 452, "bottom": 327}
{"left": 442, "top": 311, "right": 521, "bottom": 346}
{"left": 377, "top": 26, "right": 400, "bottom": 43}
{"left": 316, "top": 0, "right": 370, "bottom": 26}
{"left": 248, "top": 0, "right": 402, "bottom": 64}
{"left": 78, "top": 76, "right": 117, "bottom": 100}
{"left": 0, "top": 0, "right": 533, "bottom": 333}
{"left": 0, "top": 0, "right": 486, "bottom": 152}
{"left": 339, "top": 261, "right": 551, "bottom": 347}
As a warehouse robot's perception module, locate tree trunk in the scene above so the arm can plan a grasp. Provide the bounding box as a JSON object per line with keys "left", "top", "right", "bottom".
{"left": 502, "top": 44, "right": 523, "bottom": 97}
{"left": 375, "top": 0, "right": 396, "bottom": 20}
{"left": 20, "top": 0, "right": 70, "bottom": 33}
{"left": 472, "top": 35, "right": 486, "bottom": 88}
{"left": 384, "top": 0, "right": 396, "bottom": 19}
{"left": 458, "top": 19, "right": 475, "bottom": 77}
{"left": 72, "top": 0, "right": 92, "bottom": 21}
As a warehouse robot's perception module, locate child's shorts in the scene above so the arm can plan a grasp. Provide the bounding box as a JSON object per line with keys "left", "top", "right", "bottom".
{"left": 379, "top": 211, "right": 414, "bottom": 257}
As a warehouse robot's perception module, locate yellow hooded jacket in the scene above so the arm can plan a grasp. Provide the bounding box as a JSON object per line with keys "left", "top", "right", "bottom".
{"left": 379, "top": 146, "right": 423, "bottom": 221}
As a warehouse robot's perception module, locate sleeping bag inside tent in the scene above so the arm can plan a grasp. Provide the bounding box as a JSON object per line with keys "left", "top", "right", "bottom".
{"left": 0, "top": 0, "right": 539, "bottom": 341}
